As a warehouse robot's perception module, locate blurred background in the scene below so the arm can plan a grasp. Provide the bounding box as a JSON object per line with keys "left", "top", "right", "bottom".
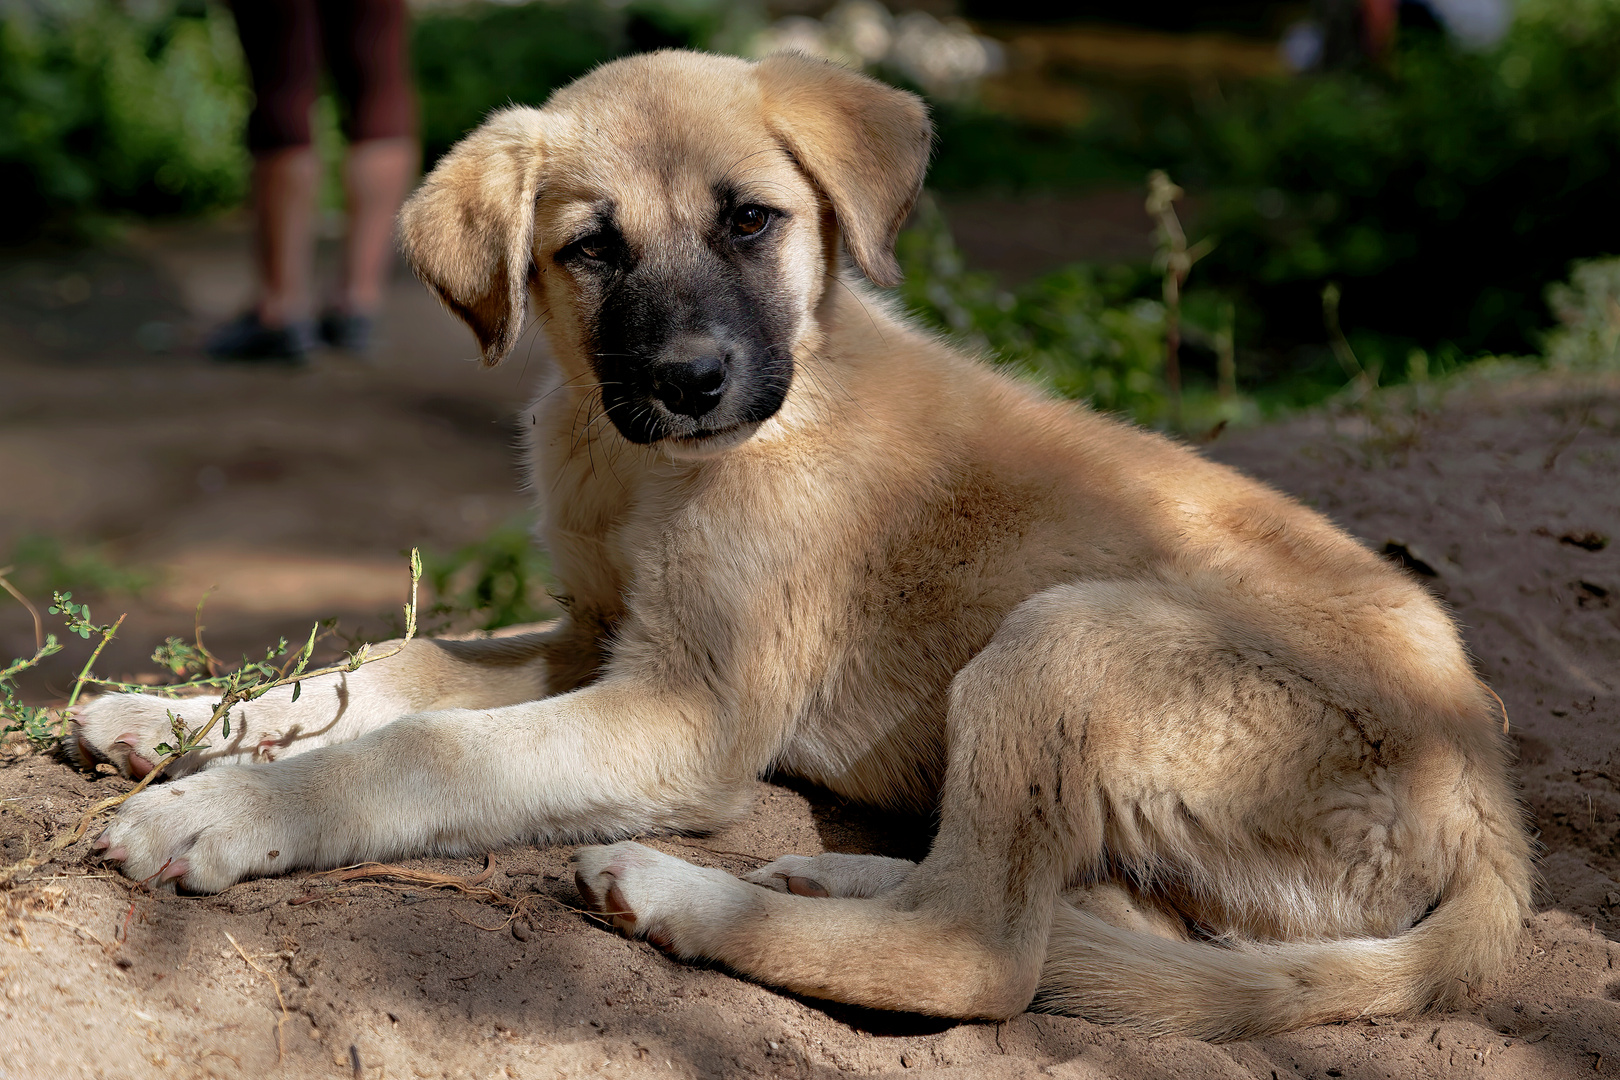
{"left": 2, "top": 0, "right": 1619, "bottom": 704}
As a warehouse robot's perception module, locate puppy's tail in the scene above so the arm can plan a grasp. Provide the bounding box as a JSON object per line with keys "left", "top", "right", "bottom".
{"left": 1034, "top": 849, "right": 1530, "bottom": 1040}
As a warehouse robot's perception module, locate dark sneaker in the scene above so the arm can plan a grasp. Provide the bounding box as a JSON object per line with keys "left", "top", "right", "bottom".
{"left": 206, "top": 311, "right": 314, "bottom": 363}
{"left": 318, "top": 309, "right": 375, "bottom": 354}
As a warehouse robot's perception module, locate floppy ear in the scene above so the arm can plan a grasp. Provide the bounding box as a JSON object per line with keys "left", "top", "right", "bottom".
{"left": 397, "top": 107, "right": 549, "bottom": 366}
{"left": 757, "top": 53, "right": 931, "bottom": 288}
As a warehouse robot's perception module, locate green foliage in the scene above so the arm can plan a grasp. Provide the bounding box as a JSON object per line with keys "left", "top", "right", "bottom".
{"left": 896, "top": 199, "right": 1170, "bottom": 422}
{"left": 0, "top": 0, "right": 249, "bottom": 239}
{"left": 150, "top": 635, "right": 212, "bottom": 679}
{"left": 3, "top": 535, "right": 153, "bottom": 599}
{"left": 424, "top": 522, "right": 556, "bottom": 632}
{"left": 929, "top": 0, "right": 1620, "bottom": 361}
{"left": 1, "top": 633, "right": 63, "bottom": 751}
{"left": 1545, "top": 257, "right": 1620, "bottom": 371}
{"left": 1184, "top": 5, "right": 1620, "bottom": 357}
{"left": 0, "top": 0, "right": 766, "bottom": 235}
{"left": 0, "top": 553, "right": 420, "bottom": 774}
{"left": 47, "top": 591, "right": 113, "bottom": 640}
{"left": 412, "top": 0, "right": 763, "bottom": 167}
{"left": 412, "top": 1, "right": 620, "bottom": 169}
{"left": 893, "top": 199, "right": 1620, "bottom": 423}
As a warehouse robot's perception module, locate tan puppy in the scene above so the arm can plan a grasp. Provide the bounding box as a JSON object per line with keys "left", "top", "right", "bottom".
{"left": 73, "top": 50, "right": 1531, "bottom": 1039}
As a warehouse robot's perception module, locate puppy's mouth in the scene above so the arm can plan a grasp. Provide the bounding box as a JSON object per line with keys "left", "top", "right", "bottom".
{"left": 602, "top": 399, "right": 774, "bottom": 448}
{"left": 662, "top": 421, "right": 765, "bottom": 458}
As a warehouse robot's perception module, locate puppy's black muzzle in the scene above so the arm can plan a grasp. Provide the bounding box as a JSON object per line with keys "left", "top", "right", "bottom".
{"left": 592, "top": 251, "right": 794, "bottom": 445}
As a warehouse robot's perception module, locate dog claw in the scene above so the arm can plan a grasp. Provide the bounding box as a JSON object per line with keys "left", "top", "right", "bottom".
{"left": 605, "top": 883, "right": 637, "bottom": 925}
{"left": 576, "top": 860, "right": 646, "bottom": 936}
{"left": 574, "top": 866, "right": 606, "bottom": 910}
{"left": 114, "top": 733, "right": 154, "bottom": 778}
{"left": 159, "top": 857, "right": 189, "bottom": 881}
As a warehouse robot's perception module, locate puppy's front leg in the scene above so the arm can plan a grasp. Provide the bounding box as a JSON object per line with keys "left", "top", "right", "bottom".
{"left": 96, "top": 677, "right": 748, "bottom": 893}
{"left": 69, "top": 630, "right": 562, "bottom": 779}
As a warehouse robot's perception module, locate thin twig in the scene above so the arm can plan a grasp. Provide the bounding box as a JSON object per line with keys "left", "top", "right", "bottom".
{"left": 318, "top": 854, "right": 605, "bottom": 924}
{"left": 32, "top": 910, "right": 113, "bottom": 950}
{"left": 0, "top": 572, "right": 43, "bottom": 653}
{"left": 668, "top": 838, "right": 771, "bottom": 865}
{"left": 1147, "top": 170, "right": 1214, "bottom": 431}
{"left": 317, "top": 853, "right": 500, "bottom": 899}
{"left": 193, "top": 588, "right": 220, "bottom": 677}
{"left": 225, "top": 931, "right": 288, "bottom": 1063}
{"left": 1478, "top": 678, "right": 1510, "bottom": 735}
{"left": 67, "top": 613, "right": 124, "bottom": 710}
{"left": 451, "top": 909, "right": 514, "bottom": 932}
{"left": 1542, "top": 403, "right": 1592, "bottom": 471}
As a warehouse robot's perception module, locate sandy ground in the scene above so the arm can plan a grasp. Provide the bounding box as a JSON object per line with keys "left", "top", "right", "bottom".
{"left": 1, "top": 219, "right": 1618, "bottom": 1079}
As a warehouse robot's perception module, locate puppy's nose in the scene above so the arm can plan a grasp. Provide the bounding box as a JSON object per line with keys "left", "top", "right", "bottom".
{"left": 652, "top": 352, "right": 727, "bottom": 417}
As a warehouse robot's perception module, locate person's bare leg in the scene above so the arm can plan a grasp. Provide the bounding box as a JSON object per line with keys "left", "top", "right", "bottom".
{"left": 336, "top": 136, "right": 417, "bottom": 316}
{"left": 252, "top": 145, "right": 320, "bottom": 328}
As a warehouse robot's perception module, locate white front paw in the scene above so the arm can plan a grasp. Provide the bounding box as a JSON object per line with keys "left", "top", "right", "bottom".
{"left": 573, "top": 842, "right": 752, "bottom": 958}
{"left": 95, "top": 767, "right": 295, "bottom": 893}
{"left": 67, "top": 693, "right": 218, "bottom": 779}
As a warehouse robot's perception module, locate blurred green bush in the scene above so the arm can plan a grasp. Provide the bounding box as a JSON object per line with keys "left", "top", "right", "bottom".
{"left": 0, "top": 0, "right": 249, "bottom": 240}
{"left": 933, "top": 0, "right": 1620, "bottom": 363}
{"left": 897, "top": 198, "right": 1171, "bottom": 423}
{"left": 1199, "top": 0, "right": 1620, "bottom": 361}
{"left": 2, "top": 534, "right": 154, "bottom": 599}
{"left": 0, "top": 0, "right": 756, "bottom": 238}
{"left": 1544, "top": 257, "right": 1620, "bottom": 371}
{"left": 412, "top": 0, "right": 763, "bottom": 167}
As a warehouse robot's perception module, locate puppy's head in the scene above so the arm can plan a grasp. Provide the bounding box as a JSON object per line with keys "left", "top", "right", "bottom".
{"left": 399, "top": 51, "right": 930, "bottom": 451}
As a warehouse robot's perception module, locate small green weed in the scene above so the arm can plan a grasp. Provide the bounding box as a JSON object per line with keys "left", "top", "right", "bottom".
{"left": 0, "top": 551, "right": 423, "bottom": 885}
{"left": 1545, "top": 257, "right": 1620, "bottom": 371}
{"left": 423, "top": 521, "right": 558, "bottom": 633}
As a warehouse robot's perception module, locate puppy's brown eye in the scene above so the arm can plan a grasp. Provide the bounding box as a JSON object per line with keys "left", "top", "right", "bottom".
{"left": 731, "top": 206, "right": 770, "bottom": 236}
{"left": 577, "top": 235, "right": 608, "bottom": 259}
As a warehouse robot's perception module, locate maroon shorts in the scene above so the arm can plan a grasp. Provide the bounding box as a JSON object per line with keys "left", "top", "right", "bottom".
{"left": 231, "top": 0, "right": 417, "bottom": 152}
